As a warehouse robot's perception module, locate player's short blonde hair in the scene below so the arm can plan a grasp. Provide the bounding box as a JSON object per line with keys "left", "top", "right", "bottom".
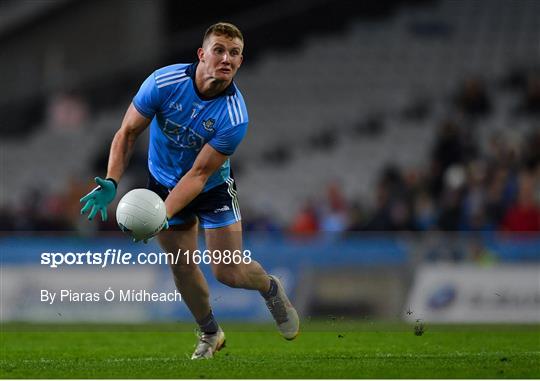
{"left": 203, "top": 22, "right": 244, "bottom": 45}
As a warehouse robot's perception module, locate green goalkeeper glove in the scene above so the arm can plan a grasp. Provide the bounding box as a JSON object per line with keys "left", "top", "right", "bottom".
{"left": 80, "top": 177, "right": 117, "bottom": 221}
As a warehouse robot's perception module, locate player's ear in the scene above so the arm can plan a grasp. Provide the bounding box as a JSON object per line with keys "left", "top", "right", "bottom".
{"left": 197, "top": 47, "right": 205, "bottom": 62}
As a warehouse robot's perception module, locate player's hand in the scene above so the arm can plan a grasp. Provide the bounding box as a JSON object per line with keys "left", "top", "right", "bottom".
{"left": 80, "top": 177, "right": 117, "bottom": 221}
{"left": 132, "top": 219, "right": 169, "bottom": 244}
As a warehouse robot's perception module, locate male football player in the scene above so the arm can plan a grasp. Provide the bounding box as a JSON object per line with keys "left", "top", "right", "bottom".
{"left": 80, "top": 22, "right": 299, "bottom": 359}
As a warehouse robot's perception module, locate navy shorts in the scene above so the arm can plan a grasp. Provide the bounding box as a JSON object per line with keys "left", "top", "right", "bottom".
{"left": 147, "top": 173, "right": 241, "bottom": 228}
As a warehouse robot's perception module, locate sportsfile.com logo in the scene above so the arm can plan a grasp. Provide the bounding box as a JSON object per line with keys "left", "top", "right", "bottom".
{"left": 40, "top": 249, "right": 252, "bottom": 268}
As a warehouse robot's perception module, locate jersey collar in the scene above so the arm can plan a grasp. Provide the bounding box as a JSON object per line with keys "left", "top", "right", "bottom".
{"left": 185, "top": 62, "right": 237, "bottom": 99}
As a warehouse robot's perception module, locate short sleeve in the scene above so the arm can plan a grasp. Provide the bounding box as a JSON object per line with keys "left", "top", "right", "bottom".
{"left": 208, "top": 122, "right": 248, "bottom": 156}
{"left": 132, "top": 72, "right": 161, "bottom": 119}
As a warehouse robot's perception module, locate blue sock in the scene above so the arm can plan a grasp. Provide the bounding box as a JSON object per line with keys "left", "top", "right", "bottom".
{"left": 260, "top": 277, "right": 278, "bottom": 299}
{"left": 197, "top": 310, "right": 219, "bottom": 334}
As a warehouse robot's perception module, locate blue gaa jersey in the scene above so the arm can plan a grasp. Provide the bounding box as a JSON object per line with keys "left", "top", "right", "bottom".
{"left": 132, "top": 62, "right": 248, "bottom": 192}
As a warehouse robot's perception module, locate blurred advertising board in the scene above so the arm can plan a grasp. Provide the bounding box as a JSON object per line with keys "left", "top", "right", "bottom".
{"left": 404, "top": 264, "right": 540, "bottom": 323}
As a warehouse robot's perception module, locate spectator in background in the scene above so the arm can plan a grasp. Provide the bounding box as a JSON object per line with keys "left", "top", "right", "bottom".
{"left": 290, "top": 200, "right": 319, "bottom": 234}
{"left": 396, "top": 168, "right": 422, "bottom": 230}
{"left": 484, "top": 132, "right": 520, "bottom": 207}
{"left": 365, "top": 165, "right": 416, "bottom": 231}
{"left": 388, "top": 198, "right": 416, "bottom": 230}
{"left": 0, "top": 206, "right": 15, "bottom": 230}
{"left": 484, "top": 167, "right": 511, "bottom": 227}
{"left": 47, "top": 91, "right": 89, "bottom": 130}
{"left": 64, "top": 176, "right": 91, "bottom": 225}
{"left": 522, "top": 129, "right": 540, "bottom": 168}
{"left": 319, "top": 182, "right": 348, "bottom": 232}
{"left": 516, "top": 74, "right": 540, "bottom": 116}
{"left": 437, "top": 188, "right": 463, "bottom": 230}
{"left": 16, "top": 188, "right": 71, "bottom": 230}
{"left": 364, "top": 173, "right": 393, "bottom": 231}
{"left": 460, "top": 160, "right": 494, "bottom": 231}
{"left": 485, "top": 132, "right": 510, "bottom": 168}
{"left": 502, "top": 170, "right": 540, "bottom": 231}
{"left": 16, "top": 188, "right": 45, "bottom": 230}
{"left": 455, "top": 77, "right": 492, "bottom": 118}
{"left": 414, "top": 191, "right": 437, "bottom": 230}
{"left": 430, "top": 119, "right": 464, "bottom": 197}
{"left": 346, "top": 201, "right": 366, "bottom": 232}
{"left": 437, "top": 165, "right": 466, "bottom": 230}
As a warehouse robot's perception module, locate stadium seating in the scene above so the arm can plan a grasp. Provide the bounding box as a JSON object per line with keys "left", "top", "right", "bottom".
{"left": 233, "top": 0, "right": 539, "bottom": 221}
{"left": 2, "top": 0, "right": 538, "bottom": 224}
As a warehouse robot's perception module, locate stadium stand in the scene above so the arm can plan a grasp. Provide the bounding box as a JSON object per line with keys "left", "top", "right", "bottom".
{"left": 1, "top": 0, "right": 538, "bottom": 232}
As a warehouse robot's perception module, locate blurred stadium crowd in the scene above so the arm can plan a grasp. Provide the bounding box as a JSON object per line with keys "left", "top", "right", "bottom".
{"left": 0, "top": 0, "right": 538, "bottom": 236}
{"left": 2, "top": 69, "right": 538, "bottom": 235}
{"left": 283, "top": 73, "right": 540, "bottom": 234}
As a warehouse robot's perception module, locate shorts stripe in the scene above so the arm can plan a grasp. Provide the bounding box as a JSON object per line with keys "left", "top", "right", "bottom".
{"left": 225, "top": 185, "right": 238, "bottom": 221}
{"left": 225, "top": 178, "right": 241, "bottom": 221}
{"left": 225, "top": 179, "right": 239, "bottom": 221}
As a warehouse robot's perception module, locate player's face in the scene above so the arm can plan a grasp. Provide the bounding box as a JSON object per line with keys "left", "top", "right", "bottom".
{"left": 199, "top": 34, "right": 244, "bottom": 82}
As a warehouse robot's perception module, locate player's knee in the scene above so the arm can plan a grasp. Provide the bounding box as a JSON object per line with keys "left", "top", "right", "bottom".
{"left": 214, "top": 267, "right": 241, "bottom": 288}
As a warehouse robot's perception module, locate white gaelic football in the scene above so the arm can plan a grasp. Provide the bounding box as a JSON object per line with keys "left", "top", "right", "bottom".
{"left": 116, "top": 189, "right": 167, "bottom": 241}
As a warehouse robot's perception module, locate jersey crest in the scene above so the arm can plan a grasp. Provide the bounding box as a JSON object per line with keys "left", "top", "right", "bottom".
{"left": 162, "top": 119, "right": 205, "bottom": 150}
{"left": 202, "top": 118, "right": 216, "bottom": 132}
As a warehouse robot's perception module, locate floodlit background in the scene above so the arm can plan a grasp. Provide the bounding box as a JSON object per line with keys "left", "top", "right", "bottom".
{"left": 1, "top": 0, "right": 539, "bottom": 324}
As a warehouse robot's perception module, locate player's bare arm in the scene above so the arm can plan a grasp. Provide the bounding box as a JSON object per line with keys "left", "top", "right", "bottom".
{"left": 164, "top": 144, "right": 228, "bottom": 219}
{"left": 106, "top": 103, "right": 151, "bottom": 183}
{"left": 80, "top": 103, "right": 151, "bottom": 221}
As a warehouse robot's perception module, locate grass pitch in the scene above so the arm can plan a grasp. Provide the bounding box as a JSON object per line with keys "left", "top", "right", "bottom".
{"left": 1, "top": 322, "right": 539, "bottom": 378}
